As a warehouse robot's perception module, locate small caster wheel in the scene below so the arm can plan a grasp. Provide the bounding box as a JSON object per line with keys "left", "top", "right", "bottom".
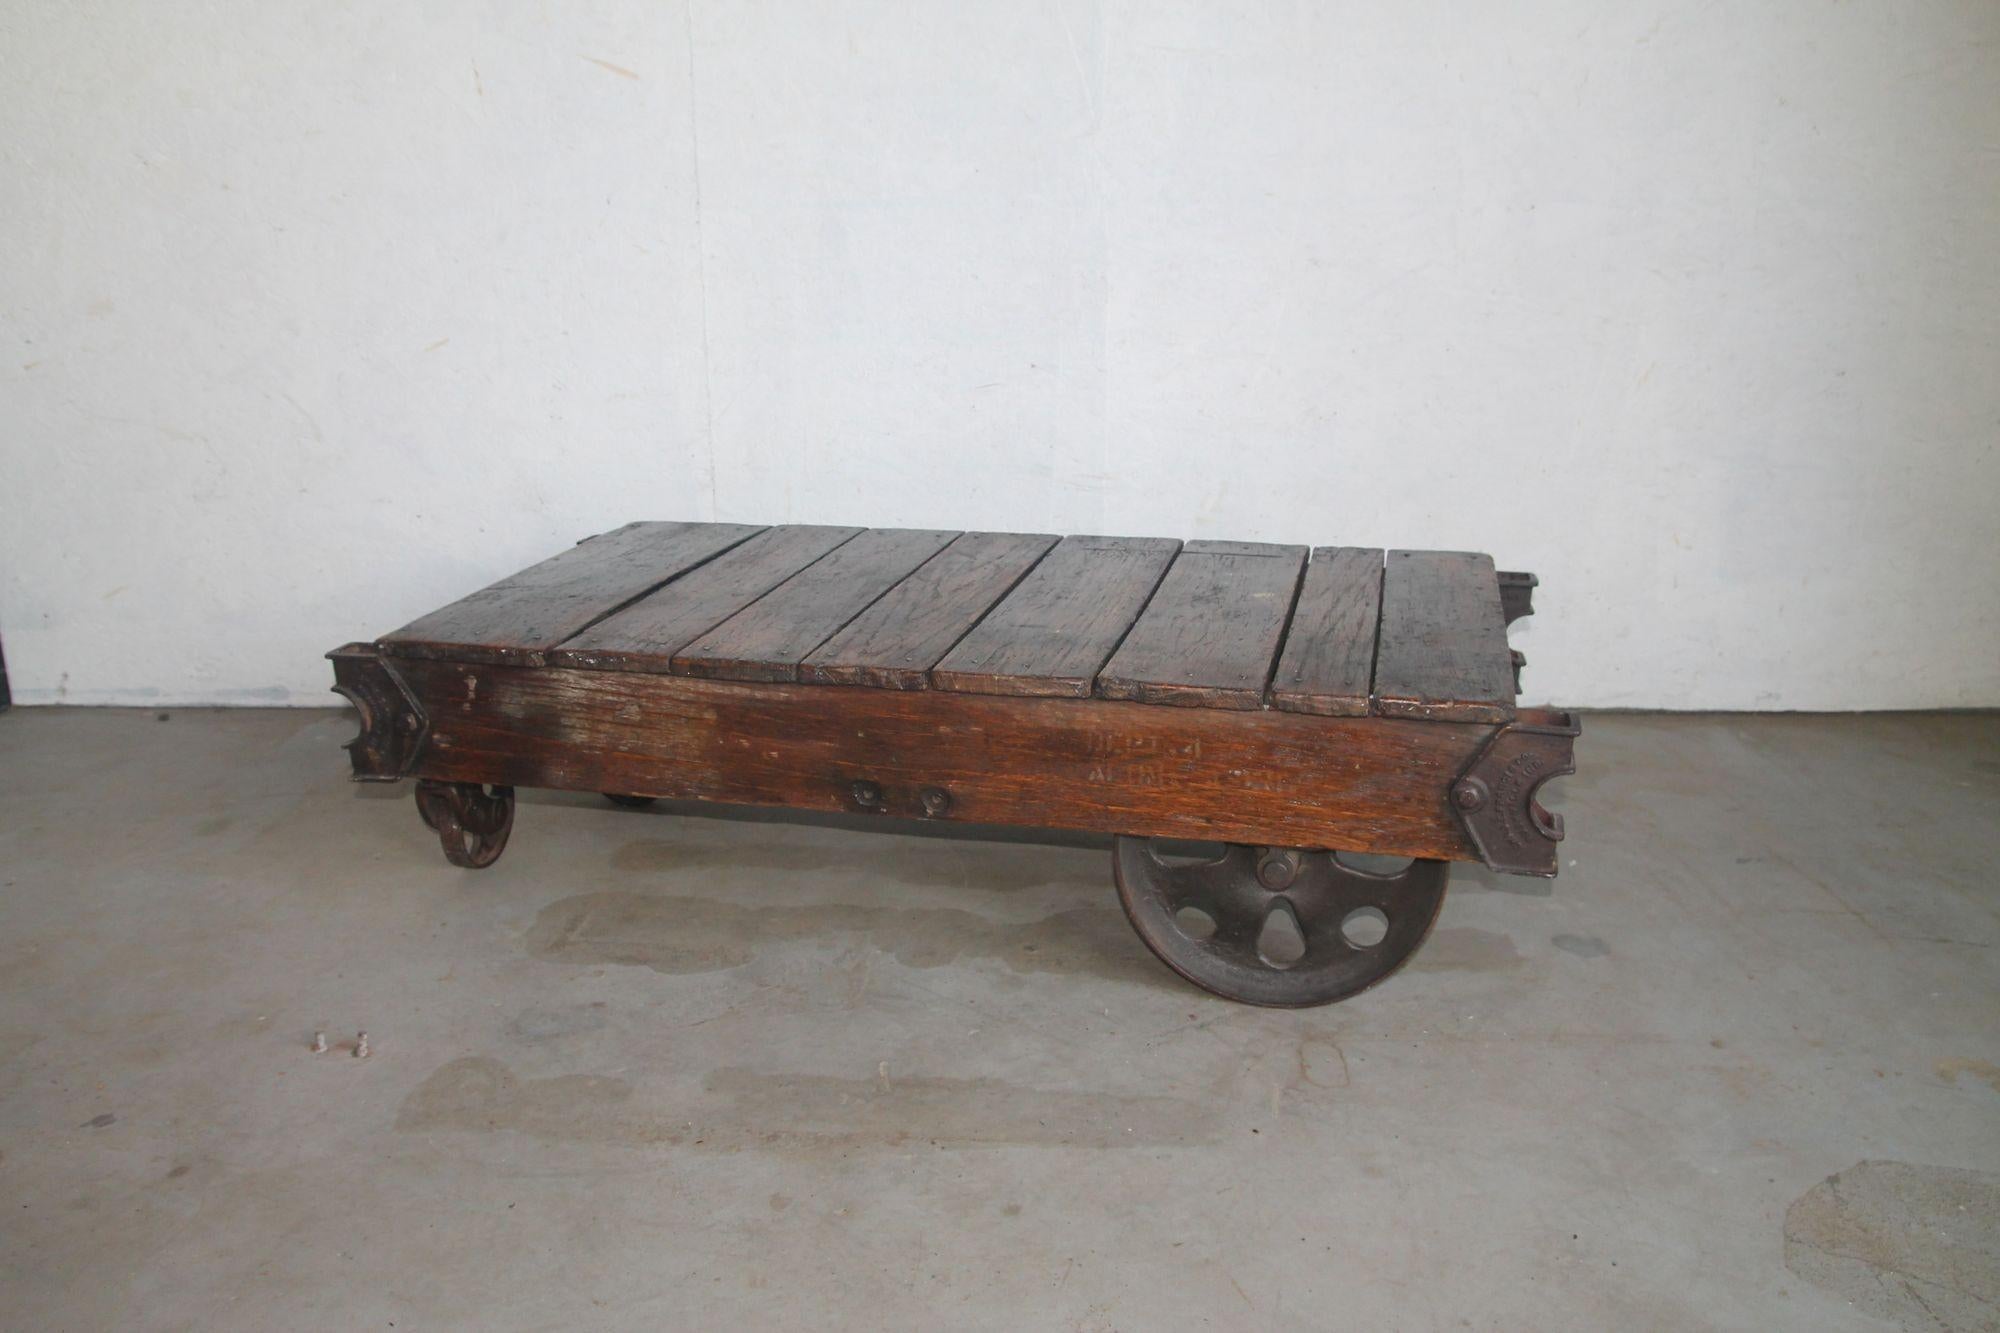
{"left": 602, "top": 793, "right": 657, "bottom": 809}
{"left": 414, "top": 780, "right": 515, "bottom": 869}
{"left": 1112, "top": 839, "right": 1449, "bottom": 1007}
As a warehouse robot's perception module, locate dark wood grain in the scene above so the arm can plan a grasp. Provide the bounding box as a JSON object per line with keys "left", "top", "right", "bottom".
{"left": 379, "top": 521, "right": 765, "bottom": 666}
{"left": 929, "top": 535, "right": 1181, "bottom": 697}
{"left": 1270, "top": 547, "right": 1384, "bottom": 717}
{"left": 1096, "top": 540, "right": 1307, "bottom": 709}
{"left": 670, "top": 528, "right": 959, "bottom": 682}
{"left": 1371, "top": 550, "right": 1515, "bottom": 722}
{"left": 799, "top": 531, "right": 1060, "bottom": 688}
{"left": 550, "top": 525, "right": 861, "bottom": 673}
{"left": 389, "top": 656, "right": 1490, "bottom": 861}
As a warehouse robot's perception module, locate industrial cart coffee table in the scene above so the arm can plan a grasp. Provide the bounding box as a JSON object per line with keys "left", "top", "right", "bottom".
{"left": 330, "top": 522, "right": 1577, "bottom": 1006}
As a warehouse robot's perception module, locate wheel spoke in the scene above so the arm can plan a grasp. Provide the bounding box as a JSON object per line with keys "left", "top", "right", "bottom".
{"left": 1148, "top": 847, "right": 1275, "bottom": 955}
{"left": 1285, "top": 857, "right": 1415, "bottom": 932}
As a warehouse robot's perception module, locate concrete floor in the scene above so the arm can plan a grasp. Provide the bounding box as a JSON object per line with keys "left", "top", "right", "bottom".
{"left": 0, "top": 709, "right": 1995, "bottom": 1330}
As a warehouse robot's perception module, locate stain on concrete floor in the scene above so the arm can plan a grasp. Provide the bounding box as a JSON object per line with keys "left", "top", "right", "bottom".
{"left": 1935, "top": 1058, "right": 2000, "bottom": 1096}
{"left": 1552, "top": 933, "right": 1610, "bottom": 958}
{"left": 701, "top": 1067, "right": 1219, "bottom": 1149}
{"left": 524, "top": 890, "right": 1154, "bottom": 984}
{"left": 609, "top": 834, "right": 1094, "bottom": 895}
{"left": 398, "top": 1056, "right": 1218, "bottom": 1151}
{"left": 504, "top": 1002, "right": 609, "bottom": 1043}
{"left": 1408, "top": 926, "right": 1525, "bottom": 972}
{"left": 1784, "top": 1160, "right": 2000, "bottom": 1330}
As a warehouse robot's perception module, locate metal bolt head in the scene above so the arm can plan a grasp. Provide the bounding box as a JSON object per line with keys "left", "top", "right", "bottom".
{"left": 1453, "top": 778, "right": 1488, "bottom": 812}
{"left": 851, "top": 779, "right": 883, "bottom": 809}
{"left": 920, "top": 787, "right": 952, "bottom": 818}
{"left": 1256, "top": 848, "right": 1301, "bottom": 890}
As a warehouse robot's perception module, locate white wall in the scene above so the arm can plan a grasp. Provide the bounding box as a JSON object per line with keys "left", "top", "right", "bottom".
{"left": 4, "top": 1, "right": 1997, "bottom": 709}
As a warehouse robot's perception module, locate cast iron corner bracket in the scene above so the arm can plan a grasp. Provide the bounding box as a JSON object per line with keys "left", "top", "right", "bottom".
{"left": 327, "top": 642, "right": 429, "bottom": 782}
{"left": 1449, "top": 708, "right": 1579, "bottom": 878}
{"left": 1497, "top": 570, "right": 1537, "bottom": 625}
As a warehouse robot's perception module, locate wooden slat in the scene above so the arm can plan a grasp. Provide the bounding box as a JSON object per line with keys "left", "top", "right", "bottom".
{"left": 799, "top": 531, "right": 1060, "bottom": 689}
{"left": 1270, "top": 547, "right": 1384, "bottom": 717}
{"left": 670, "top": 528, "right": 960, "bottom": 682}
{"left": 929, "top": 535, "right": 1181, "bottom": 697}
{"left": 378, "top": 521, "right": 764, "bottom": 666}
{"left": 1371, "top": 550, "right": 1515, "bottom": 722}
{"left": 1096, "top": 540, "right": 1307, "bottom": 709}
{"left": 551, "top": 525, "right": 861, "bottom": 673}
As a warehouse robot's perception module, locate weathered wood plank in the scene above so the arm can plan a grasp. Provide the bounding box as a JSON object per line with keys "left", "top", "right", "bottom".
{"left": 670, "top": 528, "right": 960, "bottom": 682}
{"left": 930, "top": 535, "right": 1181, "bottom": 697}
{"left": 1371, "top": 550, "right": 1515, "bottom": 722}
{"left": 1096, "top": 541, "right": 1307, "bottom": 709}
{"left": 550, "top": 525, "right": 861, "bottom": 673}
{"left": 391, "top": 657, "right": 1489, "bottom": 861}
{"left": 378, "top": 521, "right": 765, "bottom": 666}
{"left": 799, "top": 531, "right": 1060, "bottom": 689}
{"left": 1270, "top": 547, "right": 1384, "bottom": 717}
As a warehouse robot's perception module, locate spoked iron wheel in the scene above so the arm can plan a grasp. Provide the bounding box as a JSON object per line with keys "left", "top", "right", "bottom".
{"left": 415, "top": 780, "right": 515, "bottom": 868}
{"left": 1112, "top": 838, "right": 1449, "bottom": 1007}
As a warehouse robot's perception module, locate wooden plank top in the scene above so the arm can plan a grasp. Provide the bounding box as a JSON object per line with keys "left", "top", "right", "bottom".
{"left": 671, "top": 528, "right": 958, "bottom": 682}
{"left": 379, "top": 521, "right": 764, "bottom": 666}
{"left": 799, "top": 531, "right": 1060, "bottom": 688}
{"left": 377, "top": 521, "right": 1524, "bottom": 722}
{"left": 1370, "top": 550, "right": 1515, "bottom": 722}
{"left": 1270, "top": 547, "right": 1383, "bottom": 717}
{"left": 549, "top": 525, "right": 861, "bottom": 673}
{"left": 1096, "top": 540, "right": 1306, "bottom": 709}
{"left": 929, "top": 535, "right": 1182, "bottom": 697}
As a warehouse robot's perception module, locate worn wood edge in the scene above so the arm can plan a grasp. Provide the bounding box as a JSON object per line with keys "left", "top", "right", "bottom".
{"left": 545, "top": 648, "right": 689, "bottom": 675}
{"left": 1372, "top": 695, "right": 1514, "bottom": 723}
{"left": 1180, "top": 539, "right": 1309, "bottom": 559}
{"left": 1268, "top": 688, "right": 1373, "bottom": 717}
{"left": 375, "top": 639, "right": 548, "bottom": 668}
{"left": 796, "top": 661, "right": 932, "bottom": 689}
{"left": 1094, "top": 678, "right": 1266, "bottom": 710}
{"left": 925, "top": 668, "right": 1094, "bottom": 698}
{"left": 1065, "top": 534, "right": 1181, "bottom": 554}
{"left": 667, "top": 656, "right": 801, "bottom": 684}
